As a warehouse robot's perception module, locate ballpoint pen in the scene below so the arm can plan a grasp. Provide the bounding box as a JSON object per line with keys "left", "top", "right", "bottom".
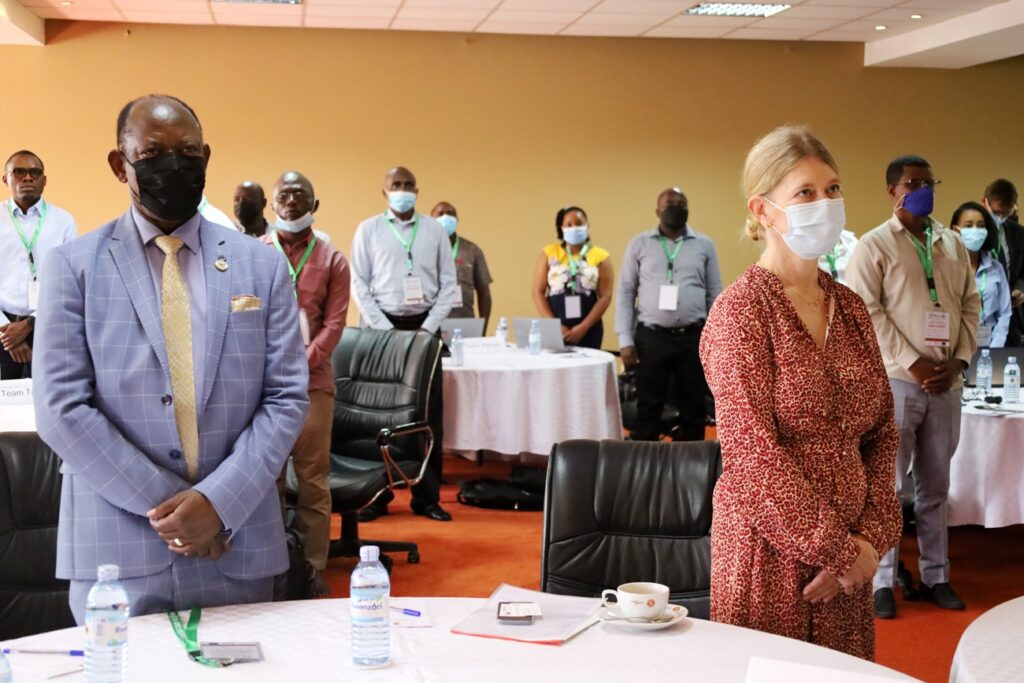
{"left": 390, "top": 607, "right": 422, "bottom": 617}
{"left": 2, "top": 648, "right": 85, "bottom": 657}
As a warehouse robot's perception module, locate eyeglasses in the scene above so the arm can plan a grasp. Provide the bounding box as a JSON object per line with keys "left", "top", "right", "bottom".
{"left": 9, "top": 167, "right": 43, "bottom": 180}
{"left": 896, "top": 178, "right": 941, "bottom": 190}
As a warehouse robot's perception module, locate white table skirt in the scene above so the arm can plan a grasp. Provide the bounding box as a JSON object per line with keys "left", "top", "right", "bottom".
{"left": 1, "top": 597, "right": 915, "bottom": 683}
{"left": 948, "top": 400, "right": 1024, "bottom": 527}
{"left": 949, "top": 595, "right": 1024, "bottom": 683}
{"left": 0, "top": 379, "right": 35, "bottom": 433}
{"left": 442, "top": 338, "right": 623, "bottom": 456}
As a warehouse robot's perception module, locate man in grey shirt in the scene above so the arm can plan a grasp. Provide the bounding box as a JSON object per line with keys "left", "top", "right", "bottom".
{"left": 350, "top": 166, "right": 456, "bottom": 522}
{"left": 616, "top": 187, "right": 723, "bottom": 442}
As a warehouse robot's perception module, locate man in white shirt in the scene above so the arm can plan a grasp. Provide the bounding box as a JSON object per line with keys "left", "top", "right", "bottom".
{"left": 351, "top": 166, "right": 457, "bottom": 522}
{"left": 0, "top": 150, "right": 77, "bottom": 378}
{"left": 818, "top": 229, "right": 859, "bottom": 285}
{"left": 198, "top": 195, "right": 236, "bottom": 231}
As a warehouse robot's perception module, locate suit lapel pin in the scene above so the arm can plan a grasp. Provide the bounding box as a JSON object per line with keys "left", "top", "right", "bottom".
{"left": 215, "top": 257, "right": 229, "bottom": 272}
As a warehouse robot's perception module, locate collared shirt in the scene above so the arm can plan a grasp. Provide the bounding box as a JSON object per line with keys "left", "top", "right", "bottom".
{"left": 198, "top": 197, "right": 238, "bottom": 232}
{"left": 975, "top": 251, "right": 1012, "bottom": 348}
{"left": 132, "top": 206, "right": 207, "bottom": 407}
{"left": 350, "top": 210, "right": 457, "bottom": 333}
{"left": 817, "top": 230, "right": 859, "bottom": 285}
{"left": 448, "top": 234, "right": 492, "bottom": 319}
{"left": 846, "top": 214, "right": 979, "bottom": 387}
{"left": 0, "top": 198, "right": 77, "bottom": 315}
{"left": 259, "top": 229, "right": 350, "bottom": 392}
{"left": 615, "top": 225, "right": 723, "bottom": 348}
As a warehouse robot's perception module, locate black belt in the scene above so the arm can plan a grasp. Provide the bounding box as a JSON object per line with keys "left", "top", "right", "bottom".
{"left": 1, "top": 311, "right": 32, "bottom": 323}
{"left": 638, "top": 321, "right": 704, "bottom": 335}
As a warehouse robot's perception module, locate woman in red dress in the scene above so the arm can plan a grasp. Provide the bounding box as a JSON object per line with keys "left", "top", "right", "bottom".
{"left": 699, "top": 125, "right": 902, "bottom": 660}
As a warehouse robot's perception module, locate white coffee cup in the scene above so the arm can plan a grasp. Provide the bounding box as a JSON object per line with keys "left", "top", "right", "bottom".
{"left": 601, "top": 582, "right": 670, "bottom": 619}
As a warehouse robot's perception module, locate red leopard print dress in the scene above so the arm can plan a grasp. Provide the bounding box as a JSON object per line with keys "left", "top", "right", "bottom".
{"left": 699, "top": 264, "right": 902, "bottom": 660}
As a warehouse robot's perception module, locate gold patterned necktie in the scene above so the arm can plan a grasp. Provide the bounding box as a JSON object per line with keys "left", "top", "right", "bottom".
{"left": 154, "top": 235, "right": 200, "bottom": 482}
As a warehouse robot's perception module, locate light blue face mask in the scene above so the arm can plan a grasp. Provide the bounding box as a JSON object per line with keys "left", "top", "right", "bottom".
{"left": 960, "top": 227, "right": 988, "bottom": 252}
{"left": 437, "top": 214, "right": 458, "bottom": 236}
{"left": 275, "top": 212, "right": 315, "bottom": 234}
{"left": 991, "top": 211, "right": 1008, "bottom": 228}
{"left": 388, "top": 191, "right": 417, "bottom": 214}
{"left": 562, "top": 225, "right": 589, "bottom": 246}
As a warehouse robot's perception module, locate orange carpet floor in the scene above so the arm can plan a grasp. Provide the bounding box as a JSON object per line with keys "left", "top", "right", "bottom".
{"left": 324, "top": 455, "right": 1024, "bottom": 683}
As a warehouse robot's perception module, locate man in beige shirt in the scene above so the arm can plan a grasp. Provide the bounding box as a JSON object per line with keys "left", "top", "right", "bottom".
{"left": 846, "top": 155, "right": 978, "bottom": 620}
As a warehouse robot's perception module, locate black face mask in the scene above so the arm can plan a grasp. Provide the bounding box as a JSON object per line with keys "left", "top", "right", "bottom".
{"left": 125, "top": 151, "right": 206, "bottom": 223}
{"left": 235, "top": 201, "right": 262, "bottom": 226}
{"left": 660, "top": 205, "right": 689, "bottom": 232}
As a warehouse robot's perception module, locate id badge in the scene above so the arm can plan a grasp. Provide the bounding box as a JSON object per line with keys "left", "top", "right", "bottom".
{"left": 924, "top": 310, "right": 951, "bottom": 348}
{"left": 27, "top": 279, "right": 40, "bottom": 310}
{"left": 977, "top": 324, "right": 993, "bottom": 349}
{"left": 658, "top": 285, "right": 679, "bottom": 311}
{"left": 298, "top": 309, "right": 311, "bottom": 347}
{"left": 453, "top": 286, "right": 464, "bottom": 308}
{"left": 403, "top": 277, "right": 425, "bottom": 305}
{"left": 564, "top": 295, "right": 582, "bottom": 319}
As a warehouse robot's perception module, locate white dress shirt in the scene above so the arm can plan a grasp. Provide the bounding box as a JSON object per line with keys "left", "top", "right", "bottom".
{"left": 817, "top": 230, "right": 859, "bottom": 285}
{"left": 0, "top": 197, "right": 77, "bottom": 316}
{"left": 199, "top": 196, "right": 238, "bottom": 232}
{"left": 350, "top": 210, "right": 457, "bottom": 333}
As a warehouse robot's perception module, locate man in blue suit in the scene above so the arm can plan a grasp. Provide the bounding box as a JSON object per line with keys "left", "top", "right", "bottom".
{"left": 33, "top": 94, "right": 309, "bottom": 622}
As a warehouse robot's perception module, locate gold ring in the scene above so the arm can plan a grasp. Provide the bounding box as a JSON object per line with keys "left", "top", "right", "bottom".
{"left": 173, "top": 538, "right": 184, "bottom": 548}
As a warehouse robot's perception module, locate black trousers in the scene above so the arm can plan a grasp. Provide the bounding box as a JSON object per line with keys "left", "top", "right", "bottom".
{"left": 0, "top": 313, "right": 32, "bottom": 380}
{"left": 632, "top": 323, "right": 707, "bottom": 442}
{"left": 378, "top": 312, "right": 443, "bottom": 507}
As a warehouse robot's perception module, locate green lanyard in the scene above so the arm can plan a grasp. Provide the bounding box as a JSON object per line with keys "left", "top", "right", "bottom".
{"left": 658, "top": 235, "right": 683, "bottom": 282}
{"left": 386, "top": 213, "right": 420, "bottom": 275}
{"left": 908, "top": 224, "right": 939, "bottom": 306}
{"left": 7, "top": 199, "right": 47, "bottom": 279}
{"left": 566, "top": 243, "right": 590, "bottom": 293}
{"left": 825, "top": 251, "right": 839, "bottom": 280}
{"left": 168, "top": 607, "right": 227, "bottom": 668}
{"left": 979, "top": 269, "right": 988, "bottom": 320}
{"left": 451, "top": 236, "right": 460, "bottom": 261}
{"left": 271, "top": 230, "right": 317, "bottom": 297}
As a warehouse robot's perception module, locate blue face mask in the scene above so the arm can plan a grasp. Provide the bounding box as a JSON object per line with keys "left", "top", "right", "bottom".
{"left": 900, "top": 185, "right": 934, "bottom": 218}
{"left": 437, "top": 214, "right": 458, "bottom": 236}
{"left": 562, "top": 225, "right": 589, "bottom": 246}
{"left": 960, "top": 227, "right": 988, "bottom": 252}
{"left": 388, "top": 191, "right": 417, "bottom": 214}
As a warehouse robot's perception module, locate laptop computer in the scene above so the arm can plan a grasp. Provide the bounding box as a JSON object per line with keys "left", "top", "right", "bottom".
{"left": 964, "top": 347, "right": 1024, "bottom": 387}
{"left": 512, "top": 318, "right": 566, "bottom": 352}
{"left": 441, "top": 318, "right": 486, "bottom": 345}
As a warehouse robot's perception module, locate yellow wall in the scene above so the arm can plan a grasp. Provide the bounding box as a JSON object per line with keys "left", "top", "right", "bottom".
{"left": 3, "top": 21, "right": 1024, "bottom": 343}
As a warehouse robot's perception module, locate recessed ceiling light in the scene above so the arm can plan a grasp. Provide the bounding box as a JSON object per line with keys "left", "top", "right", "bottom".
{"left": 875, "top": 25, "right": 887, "bottom": 31}
{"left": 910, "top": 14, "right": 923, "bottom": 20}
{"left": 685, "top": 3, "right": 791, "bottom": 18}
{"left": 60, "top": 1, "right": 72, "bottom": 5}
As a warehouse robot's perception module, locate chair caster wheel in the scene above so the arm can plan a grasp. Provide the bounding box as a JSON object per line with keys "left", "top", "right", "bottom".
{"left": 408, "top": 551, "right": 420, "bottom": 564}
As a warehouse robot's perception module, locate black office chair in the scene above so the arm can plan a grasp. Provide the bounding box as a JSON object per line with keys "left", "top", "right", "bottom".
{"left": 320, "top": 327, "right": 441, "bottom": 570}
{"left": 541, "top": 438, "right": 721, "bottom": 620}
{"left": 0, "top": 432, "right": 75, "bottom": 639}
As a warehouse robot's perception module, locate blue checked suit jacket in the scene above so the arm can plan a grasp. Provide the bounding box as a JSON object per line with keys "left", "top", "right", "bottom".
{"left": 33, "top": 210, "right": 309, "bottom": 582}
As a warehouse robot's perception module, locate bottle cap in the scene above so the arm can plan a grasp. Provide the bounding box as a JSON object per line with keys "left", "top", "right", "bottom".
{"left": 983, "top": 349, "right": 991, "bottom": 356}
{"left": 1010, "top": 356, "right": 1017, "bottom": 364}
{"left": 97, "top": 564, "right": 119, "bottom": 582}
{"left": 360, "top": 546, "right": 380, "bottom": 563}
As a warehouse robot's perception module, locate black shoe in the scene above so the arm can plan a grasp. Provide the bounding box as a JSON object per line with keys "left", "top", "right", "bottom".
{"left": 358, "top": 500, "right": 389, "bottom": 522}
{"left": 920, "top": 582, "right": 965, "bottom": 610}
{"left": 873, "top": 588, "right": 897, "bottom": 619}
{"left": 896, "top": 562, "right": 919, "bottom": 601}
{"left": 412, "top": 503, "right": 452, "bottom": 521}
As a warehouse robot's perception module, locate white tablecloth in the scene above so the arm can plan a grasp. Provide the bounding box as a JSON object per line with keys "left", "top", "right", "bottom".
{"left": 949, "top": 595, "right": 1024, "bottom": 683}
{"left": 1, "top": 597, "right": 915, "bottom": 682}
{"left": 0, "top": 378, "right": 35, "bottom": 433}
{"left": 442, "top": 338, "right": 623, "bottom": 455}
{"left": 948, "top": 397, "right": 1024, "bottom": 527}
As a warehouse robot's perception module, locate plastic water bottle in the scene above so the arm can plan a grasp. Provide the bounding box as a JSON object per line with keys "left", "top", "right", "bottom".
{"left": 350, "top": 546, "right": 390, "bottom": 667}
{"left": 528, "top": 320, "right": 542, "bottom": 355}
{"left": 0, "top": 648, "right": 11, "bottom": 683}
{"left": 85, "top": 564, "right": 129, "bottom": 683}
{"left": 1005, "top": 356, "right": 1020, "bottom": 403}
{"left": 495, "top": 317, "right": 509, "bottom": 346}
{"left": 450, "top": 328, "right": 464, "bottom": 367}
{"left": 977, "top": 349, "right": 993, "bottom": 391}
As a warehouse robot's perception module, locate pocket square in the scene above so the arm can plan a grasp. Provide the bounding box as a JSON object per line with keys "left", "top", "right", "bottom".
{"left": 231, "top": 295, "right": 262, "bottom": 313}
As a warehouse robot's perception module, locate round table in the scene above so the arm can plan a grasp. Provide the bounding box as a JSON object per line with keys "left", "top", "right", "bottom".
{"left": 949, "top": 595, "right": 1024, "bottom": 683}
{"left": 0, "top": 379, "right": 35, "bottom": 433}
{"left": 948, "top": 397, "right": 1024, "bottom": 527}
{"left": 2, "top": 597, "right": 914, "bottom": 682}
{"left": 442, "top": 338, "right": 623, "bottom": 456}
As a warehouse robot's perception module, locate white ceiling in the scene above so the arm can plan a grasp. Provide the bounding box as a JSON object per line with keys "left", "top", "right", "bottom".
{"left": 5, "top": 0, "right": 1024, "bottom": 68}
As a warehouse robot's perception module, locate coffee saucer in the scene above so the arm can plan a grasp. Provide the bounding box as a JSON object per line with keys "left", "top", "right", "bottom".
{"left": 598, "top": 604, "right": 688, "bottom": 631}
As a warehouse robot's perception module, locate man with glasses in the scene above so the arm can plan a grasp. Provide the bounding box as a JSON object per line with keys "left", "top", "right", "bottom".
{"left": 0, "top": 150, "right": 77, "bottom": 379}
{"left": 982, "top": 179, "right": 1024, "bottom": 345}
{"left": 847, "top": 155, "right": 979, "bottom": 620}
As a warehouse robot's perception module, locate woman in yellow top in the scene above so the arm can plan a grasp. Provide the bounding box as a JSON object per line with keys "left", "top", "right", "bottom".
{"left": 532, "top": 206, "right": 613, "bottom": 349}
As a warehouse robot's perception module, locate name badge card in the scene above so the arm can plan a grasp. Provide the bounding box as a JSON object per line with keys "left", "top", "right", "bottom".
{"left": 658, "top": 285, "right": 679, "bottom": 312}
{"left": 28, "top": 280, "right": 40, "bottom": 310}
{"left": 924, "top": 310, "right": 951, "bottom": 348}
{"left": 564, "top": 295, "right": 582, "bottom": 320}
{"left": 453, "top": 286, "right": 464, "bottom": 308}
{"left": 298, "top": 309, "right": 311, "bottom": 347}
{"left": 403, "top": 277, "right": 425, "bottom": 305}
{"left": 976, "top": 324, "right": 993, "bottom": 349}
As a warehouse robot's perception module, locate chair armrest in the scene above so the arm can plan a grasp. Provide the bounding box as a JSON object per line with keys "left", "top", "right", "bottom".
{"left": 376, "top": 421, "right": 432, "bottom": 447}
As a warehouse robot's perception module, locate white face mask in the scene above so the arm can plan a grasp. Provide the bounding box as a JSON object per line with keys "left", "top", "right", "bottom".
{"left": 275, "top": 212, "right": 315, "bottom": 234}
{"left": 764, "top": 196, "right": 846, "bottom": 261}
